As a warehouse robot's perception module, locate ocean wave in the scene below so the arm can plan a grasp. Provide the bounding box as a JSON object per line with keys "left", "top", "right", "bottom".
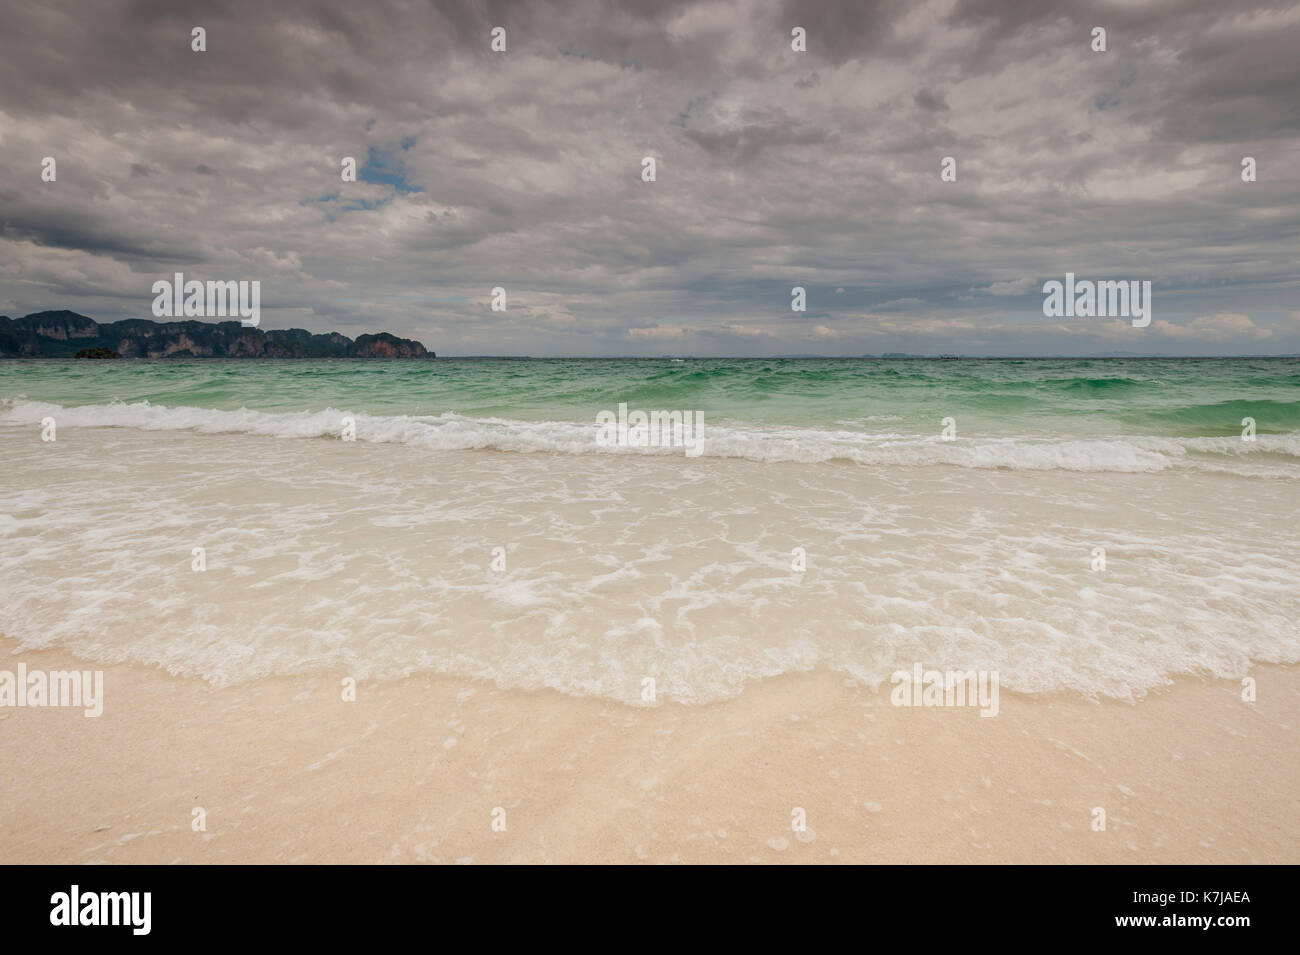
{"left": 3, "top": 398, "right": 1299, "bottom": 474}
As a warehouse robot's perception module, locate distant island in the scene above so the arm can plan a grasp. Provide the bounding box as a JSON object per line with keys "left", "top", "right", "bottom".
{"left": 0, "top": 311, "right": 433, "bottom": 359}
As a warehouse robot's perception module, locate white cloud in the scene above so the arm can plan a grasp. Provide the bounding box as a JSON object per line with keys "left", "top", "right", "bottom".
{"left": 1151, "top": 313, "right": 1272, "bottom": 341}
{"left": 628, "top": 325, "right": 690, "bottom": 339}
{"left": 974, "top": 277, "right": 1036, "bottom": 296}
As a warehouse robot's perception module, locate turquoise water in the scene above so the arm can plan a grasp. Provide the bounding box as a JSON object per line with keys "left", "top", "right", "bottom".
{"left": 2, "top": 357, "right": 1298, "bottom": 438}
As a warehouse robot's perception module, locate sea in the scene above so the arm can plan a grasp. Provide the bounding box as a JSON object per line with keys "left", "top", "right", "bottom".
{"left": 2, "top": 356, "right": 1297, "bottom": 703}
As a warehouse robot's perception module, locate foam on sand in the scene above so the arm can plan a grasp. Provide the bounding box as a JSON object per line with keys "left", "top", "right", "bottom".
{"left": 2, "top": 417, "right": 1296, "bottom": 703}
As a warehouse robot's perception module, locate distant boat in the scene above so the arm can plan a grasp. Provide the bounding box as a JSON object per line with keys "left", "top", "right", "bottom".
{"left": 939, "top": 354, "right": 960, "bottom": 360}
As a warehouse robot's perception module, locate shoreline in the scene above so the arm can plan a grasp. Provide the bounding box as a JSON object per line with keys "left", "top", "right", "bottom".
{"left": 2, "top": 637, "right": 1295, "bottom": 864}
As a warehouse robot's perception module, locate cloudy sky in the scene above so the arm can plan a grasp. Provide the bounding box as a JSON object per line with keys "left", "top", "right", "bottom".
{"left": 2, "top": 0, "right": 1298, "bottom": 356}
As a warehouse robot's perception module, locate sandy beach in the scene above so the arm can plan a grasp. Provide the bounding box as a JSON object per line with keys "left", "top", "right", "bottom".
{"left": 2, "top": 636, "right": 1294, "bottom": 864}
{"left": 4, "top": 366, "right": 1299, "bottom": 865}
{"left": 4, "top": 0, "right": 1299, "bottom": 883}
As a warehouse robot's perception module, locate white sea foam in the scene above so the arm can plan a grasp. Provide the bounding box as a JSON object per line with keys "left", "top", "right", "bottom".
{"left": 1, "top": 413, "right": 1297, "bottom": 704}
{"left": 4, "top": 398, "right": 1298, "bottom": 474}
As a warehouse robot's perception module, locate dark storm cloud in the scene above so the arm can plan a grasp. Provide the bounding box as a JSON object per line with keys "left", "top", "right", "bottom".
{"left": 0, "top": 0, "right": 1297, "bottom": 355}
{"left": 1, "top": 207, "right": 202, "bottom": 263}
{"left": 913, "top": 88, "right": 949, "bottom": 112}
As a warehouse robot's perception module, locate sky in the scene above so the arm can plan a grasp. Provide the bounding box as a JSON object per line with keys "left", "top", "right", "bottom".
{"left": 1, "top": 0, "right": 1298, "bottom": 356}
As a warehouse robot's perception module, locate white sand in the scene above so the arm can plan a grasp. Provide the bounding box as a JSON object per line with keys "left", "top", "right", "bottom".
{"left": 2, "top": 637, "right": 1294, "bottom": 864}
